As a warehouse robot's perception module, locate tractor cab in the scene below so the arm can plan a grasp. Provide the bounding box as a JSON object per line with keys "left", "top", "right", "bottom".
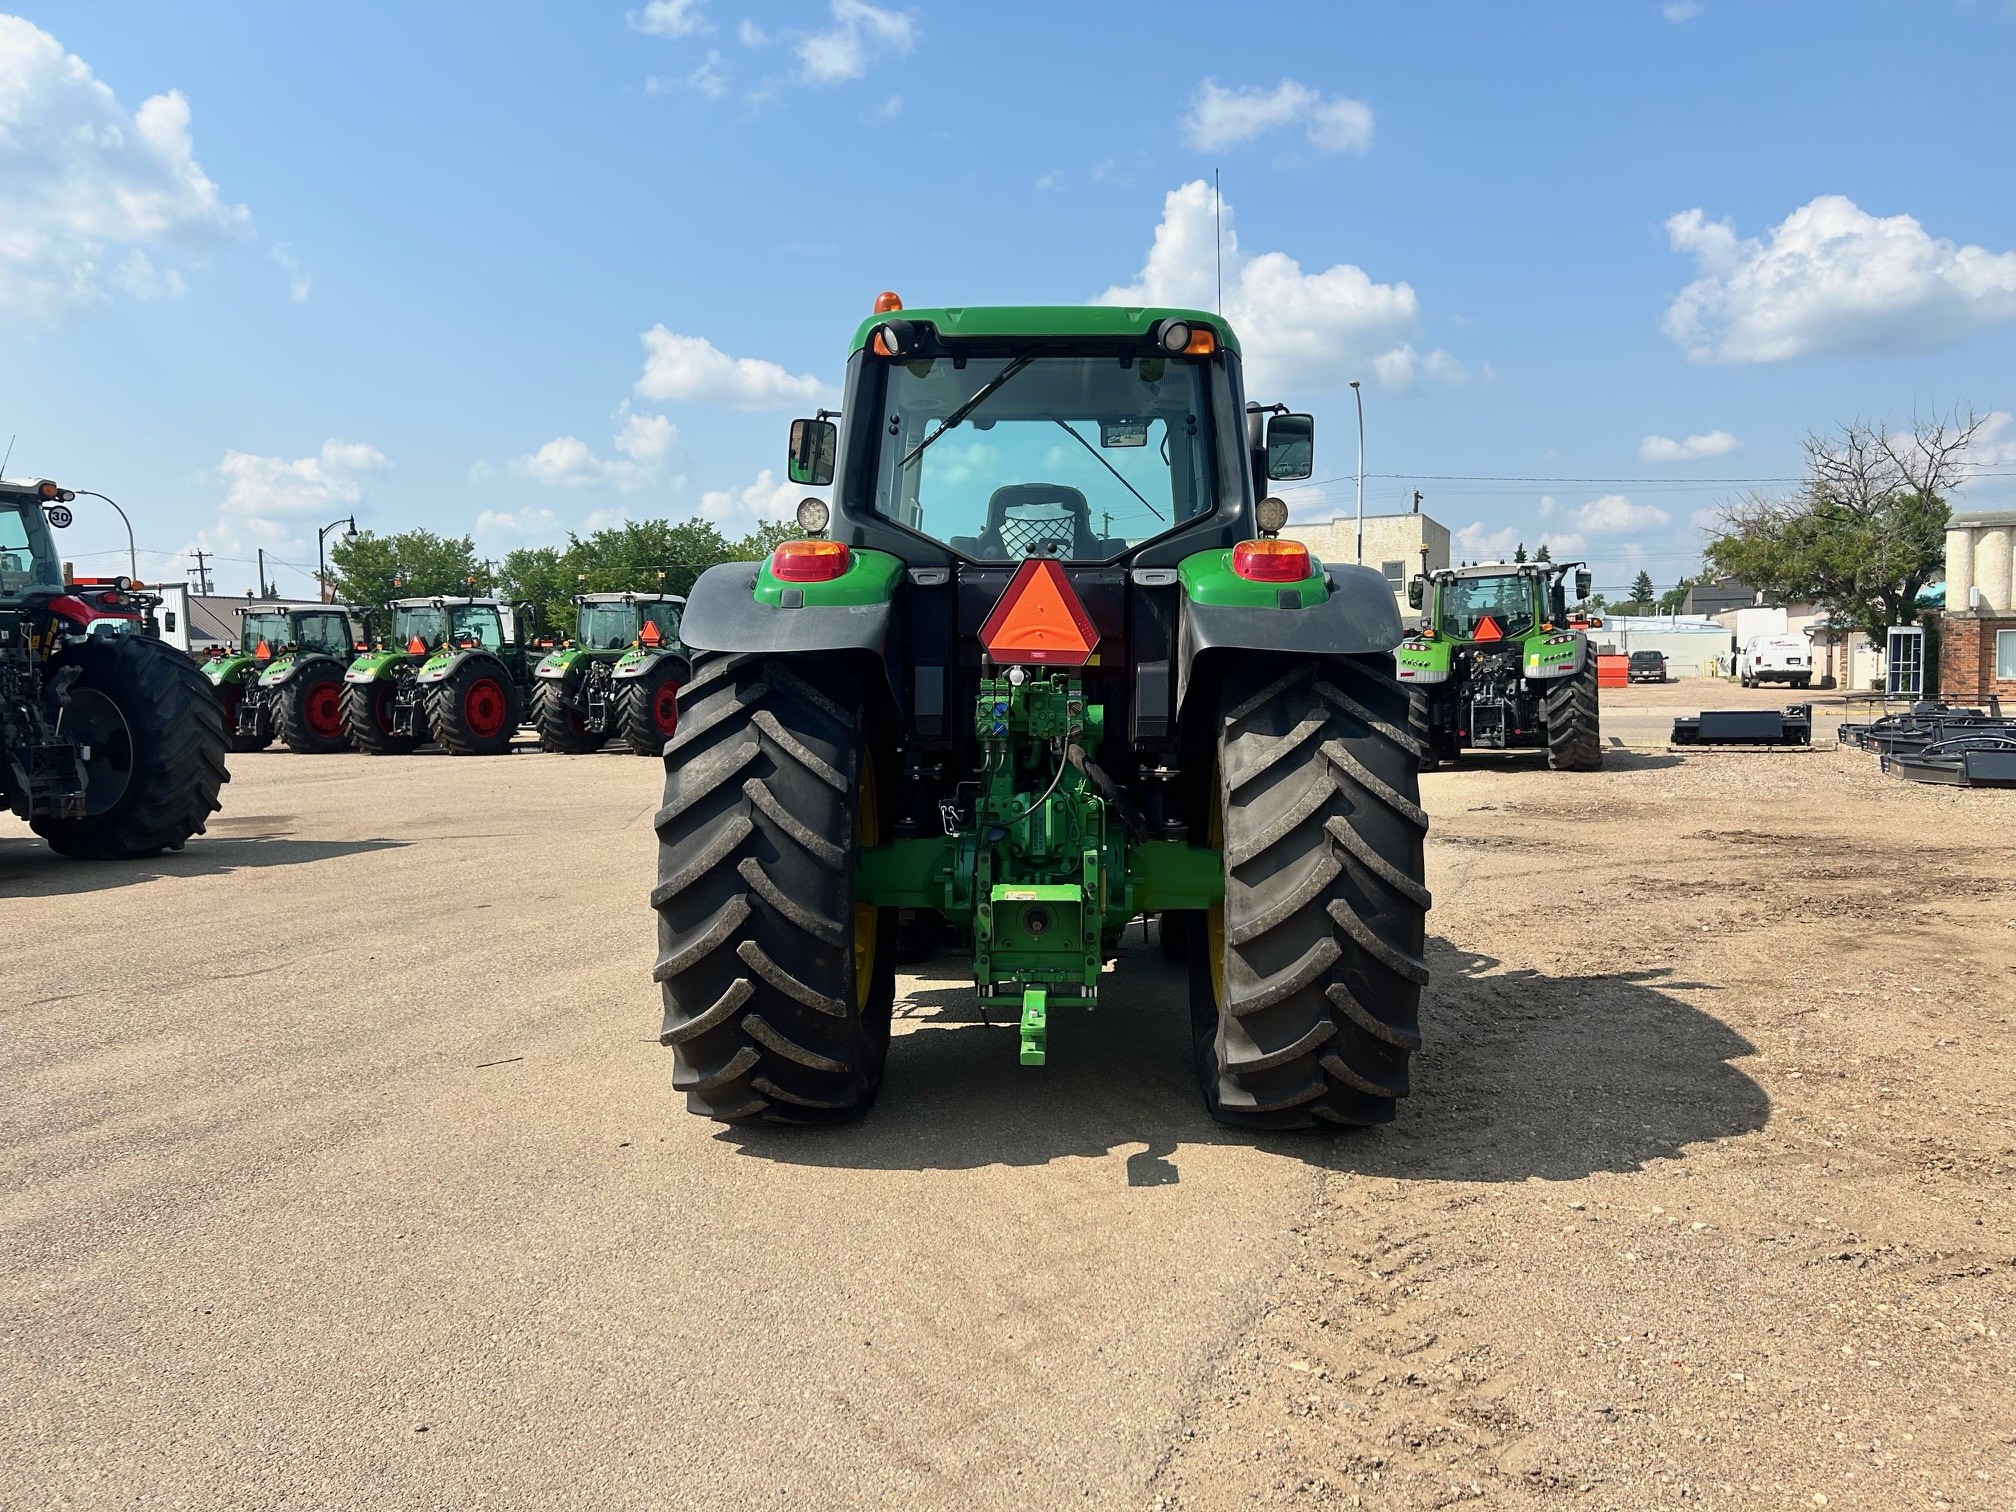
{"left": 239, "top": 606, "right": 358, "bottom": 661}
{"left": 574, "top": 591, "right": 685, "bottom": 652}
{"left": 387, "top": 597, "right": 515, "bottom": 655}
{"left": 0, "top": 483, "right": 65, "bottom": 600}
{"left": 1410, "top": 561, "right": 1594, "bottom": 643}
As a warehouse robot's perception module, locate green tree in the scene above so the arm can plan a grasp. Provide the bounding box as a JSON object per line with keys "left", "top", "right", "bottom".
{"left": 1628, "top": 570, "right": 1656, "bottom": 611}
{"left": 327, "top": 529, "right": 482, "bottom": 610}
{"left": 1513, "top": 542, "right": 1528, "bottom": 563}
{"left": 1534, "top": 542, "right": 1552, "bottom": 563}
{"left": 1657, "top": 583, "right": 1690, "bottom": 614}
{"left": 1703, "top": 412, "right": 1984, "bottom": 644}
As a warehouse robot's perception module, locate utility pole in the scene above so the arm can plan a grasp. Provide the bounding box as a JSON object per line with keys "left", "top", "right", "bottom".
{"left": 257, "top": 548, "right": 268, "bottom": 599}
{"left": 187, "top": 549, "right": 214, "bottom": 595}
{"left": 1349, "top": 380, "right": 1365, "bottom": 565}
{"left": 1412, "top": 489, "right": 1423, "bottom": 514}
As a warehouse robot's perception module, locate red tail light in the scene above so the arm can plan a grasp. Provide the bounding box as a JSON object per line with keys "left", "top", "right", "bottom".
{"left": 1231, "top": 539, "right": 1312, "bottom": 582}
{"left": 771, "top": 540, "right": 851, "bottom": 583}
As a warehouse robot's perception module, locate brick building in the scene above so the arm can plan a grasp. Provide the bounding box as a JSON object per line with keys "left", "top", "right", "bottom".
{"left": 1937, "top": 508, "right": 2016, "bottom": 703}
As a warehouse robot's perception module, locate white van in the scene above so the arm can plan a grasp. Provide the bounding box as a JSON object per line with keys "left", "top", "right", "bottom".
{"left": 1738, "top": 633, "right": 1812, "bottom": 688}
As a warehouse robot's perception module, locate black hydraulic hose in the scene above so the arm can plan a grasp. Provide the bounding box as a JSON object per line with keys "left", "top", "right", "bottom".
{"left": 1066, "top": 743, "right": 1148, "bottom": 841}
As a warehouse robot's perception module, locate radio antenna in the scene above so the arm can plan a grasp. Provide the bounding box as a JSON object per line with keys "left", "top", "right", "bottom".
{"left": 1213, "top": 170, "right": 1223, "bottom": 315}
{"left": 0, "top": 434, "right": 14, "bottom": 479}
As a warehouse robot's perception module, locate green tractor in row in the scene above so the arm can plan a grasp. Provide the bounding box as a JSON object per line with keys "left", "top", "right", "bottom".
{"left": 530, "top": 592, "right": 689, "bottom": 755}
{"left": 2, "top": 478, "right": 228, "bottom": 857}
{"left": 342, "top": 596, "right": 537, "bottom": 756}
{"left": 651, "top": 298, "right": 1430, "bottom": 1131}
{"left": 199, "top": 603, "right": 365, "bottom": 755}
{"left": 1395, "top": 560, "right": 1603, "bottom": 770}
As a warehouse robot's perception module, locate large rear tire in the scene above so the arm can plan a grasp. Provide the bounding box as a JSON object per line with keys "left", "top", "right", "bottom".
{"left": 531, "top": 678, "right": 605, "bottom": 753}
{"left": 1543, "top": 660, "right": 1603, "bottom": 771}
{"left": 1189, "top": 658, "right": 1430, "bottom": 1129}
{"left": 617, "top": 658, "right": 685, "bottom": 757}
{"left": 427, "top": 656, "right": 521, "bottom": 757}
{"left": 341, "top": 679, "right": 423, "bottom": 755}
{"left": 652, "top": 653, "right": 893, "bottom": 1124}
{"left": 275, "top": 663, "right": 351, "bottom": 754}
{"left": 33, "top": 636, "right": 230, "bottom": 860}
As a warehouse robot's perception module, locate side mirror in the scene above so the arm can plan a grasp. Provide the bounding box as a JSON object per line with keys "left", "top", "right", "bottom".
{"left": 1575, "top": 569, "right": 1593, "bottom": 601}
{"left": 1264, "top": 413, "right": 1314, "bottom": 480}
{"left": 788, "top": 418, "right": 838, "bottom": 487}
{"left": 1407, "top": 578, "right": 1425, "bottom": 610}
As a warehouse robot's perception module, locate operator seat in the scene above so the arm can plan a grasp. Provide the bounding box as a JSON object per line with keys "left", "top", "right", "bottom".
{"left": 973, "top": 483, "right": 1097, "bottom": 559}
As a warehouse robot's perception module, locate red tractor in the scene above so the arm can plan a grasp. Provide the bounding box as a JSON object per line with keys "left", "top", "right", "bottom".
{"left": 1, "top": 479, "right": 228, "bottom": 858}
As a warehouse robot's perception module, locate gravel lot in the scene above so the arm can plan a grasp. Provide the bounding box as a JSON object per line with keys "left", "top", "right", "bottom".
{"left": 3, "top": 677, "right": 2009, "bottom": 1509}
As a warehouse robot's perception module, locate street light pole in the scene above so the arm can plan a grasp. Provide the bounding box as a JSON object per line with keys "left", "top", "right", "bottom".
{"left": 1349, "top": 381, "right": 1365, "bottom": 565}
{"left": 317, "top": 515, "right": 357, "bottom": 602}
{"left": 72, "top": 491, "right": 138, "bottom": 581}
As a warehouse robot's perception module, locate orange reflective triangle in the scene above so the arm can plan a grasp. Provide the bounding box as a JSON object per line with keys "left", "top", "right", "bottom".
{"left": 407, "top": 635, "right": 427, "bottom": 654}
{"left": 638, "top": 619, "right": 662, "bottom": 646}
{"left": 979, "top": 559, "right": 1100, "bottom": 666}
{"left": 254, "top": 639, "right": 272, "bottom": 659}
{"left": 1473, "top": 614, "right": 1503, "bottom": 642}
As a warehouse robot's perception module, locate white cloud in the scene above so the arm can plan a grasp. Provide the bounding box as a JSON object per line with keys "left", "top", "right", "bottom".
{"left": 1181, "top": 78, "right": 1373, "bottom": 155}
{"left": 699, "top": 467, "right": 818, "bottom": 536}
{"left": 271, "top": 242, "right": 310, "bottom": 302}
{"left": 1638, "top": 429, "right": 1739, "bottom": 462}
{"left": 628, "top": 0, "right": 711, "bottom": 39}
{"left": 1568, "top": 494, "right": 1671, "bottom": 535}
{"left": 474, "top": 507, "right": 563, "bottom": 545}
{"left": 873, "top": 93, "right": 902, "bottom": 118}
{"left": 1662, "top": 2, "right": 1703, "bottom": 21}
{"left": 737, "top": 19, "right": 768, "bottom": 46}
{"left": 1537, "top": 495, "right": 1556, "bottom": 519}
{"left": 1034, "top": 169, "right": 1064, "bottom": 192}
{"left": 1096, "top": 179, "right": 1459, "bottom": 393}
{"left": 635, "top": 326, "right": 832, "bottom": 409}
{"left": 510, "top": 405, "right": 677, "bottom": 492}
{"left": 1452, "top": 522, "right": 1586, "bottom": 564}
{"left": 107, "top": 249, "right": 184, "bottom": 301}
{"left": 0, "top": 16, "right": 250, "bottom": 322}
{"left": 795, "top": 0, "right": 915, "bottom": 84}
{"left": 185, "top": 439, "right": 389, "bottom": 566}
{"left": 1662, "top": 195, "right": 2016, "bottom": 363}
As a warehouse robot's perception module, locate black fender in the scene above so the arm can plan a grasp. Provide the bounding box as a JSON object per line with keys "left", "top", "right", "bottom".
{"left": 413, "top": 646, "right": 513, "bottom": 689}
{"left": 1177, "top": 563, "right": 1404, "bottom": 719}
{"left": 678, "top": 562, "right": 892, "bottom": 658}
{"left": 261, "top": 650, "right": 346, "bottom": 687}
{"left": 610, "top": 647, "right": 691, "bottom": 684}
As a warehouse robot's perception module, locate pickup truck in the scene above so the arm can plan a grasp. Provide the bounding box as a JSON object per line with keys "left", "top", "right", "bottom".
{"left": 1627, "top": 650, "right": 1667, "bottom": 684}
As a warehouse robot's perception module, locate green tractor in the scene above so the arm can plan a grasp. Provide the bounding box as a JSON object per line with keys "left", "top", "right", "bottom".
{"left": 2, "top": 478, "right": 228, "bottom": 858}
{"left": 530, "top": 592, "right": 689, "bottom": 755}
{"left": 199, "top": 603, "right": 366, "bottom": 754}
{"left": 652, "top": 299, "right": 1430, "bottom": 1130}
{"left": 1396, "top": 560, "right": 1603, "bottom": 771}
{"left": 341, "top": 596, "right": 536, "bottom": 756}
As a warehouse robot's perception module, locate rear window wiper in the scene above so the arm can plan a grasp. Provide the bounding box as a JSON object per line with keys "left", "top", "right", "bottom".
{"left": 898, "top": 352, "right": 1038, "bottom": 470}
{"left": 1051, "top": 421, "right": 1164, "bottom": 521}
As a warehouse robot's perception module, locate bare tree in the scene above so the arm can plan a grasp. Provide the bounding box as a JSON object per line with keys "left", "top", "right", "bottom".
{"left": 1705, "top": 409, "right": 1985, "bottom": 644}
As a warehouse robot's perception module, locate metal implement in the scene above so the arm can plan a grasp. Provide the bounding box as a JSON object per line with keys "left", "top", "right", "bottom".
{"left": 1670, "top": 704, "right": 1813, "bottom": 747}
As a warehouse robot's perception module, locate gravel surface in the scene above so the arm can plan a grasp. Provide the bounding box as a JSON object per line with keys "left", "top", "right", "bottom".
{"left": 3, "top": 677, "right": 2009, "bottom": 1510}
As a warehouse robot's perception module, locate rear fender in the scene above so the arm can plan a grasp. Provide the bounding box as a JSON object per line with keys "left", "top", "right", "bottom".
{"left": 260, "top": 650, "right": 345, "bottom": 687}
{"left": 611, "top": 646, "right": 687, "bottom": 682}
{"left": 678, "top": 558, "right": 896, "bottom": 660}
{"left": 535, "top": 645, "right": 587, "bottom": 681}
{"left": 343, "top": 649, "right": 416, "bottom": 684}
{"left": 415, "top": 646, "right": 506, "bottom": 686}
{"left": 1176, "top": 558, "right": 1403, "bottom": 719}
{"left": 202, "top": 652, "right": 259, "bottom": 687}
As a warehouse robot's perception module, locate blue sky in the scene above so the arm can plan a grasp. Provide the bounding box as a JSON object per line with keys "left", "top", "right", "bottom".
{"left": 2, "top": 0, "right": 2011, "bottom": 597}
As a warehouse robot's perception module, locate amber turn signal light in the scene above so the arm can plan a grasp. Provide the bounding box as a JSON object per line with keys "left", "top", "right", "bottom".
{"left": 771, "top": 539, "right": 852, "bottom": 583}
{"left": 1231, "top": 539, "right": 1311, "bottom": 583}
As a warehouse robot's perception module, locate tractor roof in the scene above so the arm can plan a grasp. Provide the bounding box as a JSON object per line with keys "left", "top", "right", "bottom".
{"left": 390, "top": 595, "right": 498, "bottom": 608}
{"left": 238, "top": 600, "right": 357, "bottom": 615}
{"left": 1435, "top": 560, "right": 1584, "bottom": 580}
{"left": 577, "top": 591, "right": 686, "bottom": 605}
{"left": 847, "top": 305, "right": 1241, "bottom": 357}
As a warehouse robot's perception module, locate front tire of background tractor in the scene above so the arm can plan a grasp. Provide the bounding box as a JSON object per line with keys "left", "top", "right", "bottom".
{"left": 532, "top": 679, "right": 605, "bottom": 753}
{"left": 33, "top": 634, "right": 229, "bottom": 860}
{"left": 616, "top": 659, "right": 685, "bottom": 756}
{"left": 427, "top": 657, "right": 521, "bottom": 757}
{"left": 651, "top": 653, "right": 894, "bottom": 1125}
{"left": 1543, "top": 661, "right": 1603, "bottom": 772}
{"left": 1189, "top": 658, "right": 1430, "bottom": 1130}
{"left": 275, "top": 664, "right": 351, "bottom": 754}
{"left": 342, "top": 680, "right": 422, "bottom": 755}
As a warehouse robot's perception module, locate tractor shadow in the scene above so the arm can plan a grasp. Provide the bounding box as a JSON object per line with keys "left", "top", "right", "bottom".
{"left": 716, "top": 934, "right": 1770, "bottom": 1182}
{"left": 0, "top": 832, "right": 408, "bottom": 897}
